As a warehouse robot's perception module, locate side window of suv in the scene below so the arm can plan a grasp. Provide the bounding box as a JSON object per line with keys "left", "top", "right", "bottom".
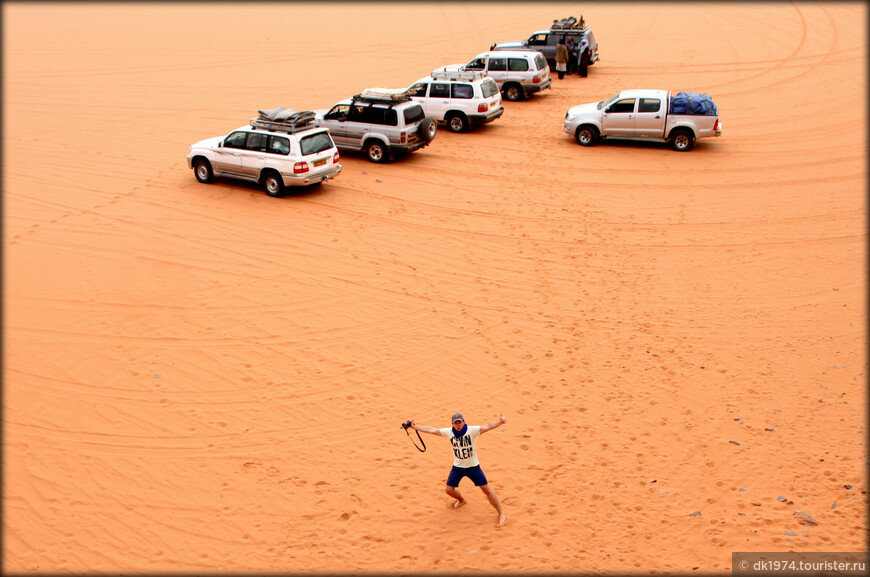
{"left": 325, "top": 104, "right": 350, "bottom": 120}
{"left": 489, "top": 57, "right": 507, "bottom": 71}
{"left": 430, "top": 83, "right": 450, "bottom": 98}
{"left": 533, "top": 53, "right": 547, "bottom": 70}
{"left": 528, "top": 34, "right": 547, "bottom": 46}
{"left": 409, "top": 83, "right": 428, "bottom": 97}
{"left": 546, "top": 34, "right": 561, "bottom": 46}
{"left": 269, "top": 136, "right": 291, "bottom": 155}
{"left": 508, "top": 58, "right": 530, "bottom": 72}
{"left": 465, "top": 58, "right": 486, "bottom": 70}
{"left": 246, "top": 133, "right": 268, "bottom": 152}
{"left": 348, "top": 104, "right": 370, "bottom": 123}
{"left": 608, "top": 99, "right": 636, "bottom": 114}
{"left": 638, "top": 98, "right": 661, "bottom": 113}
{"left": 224, "top": 131, "right": 247, "bottom": 149}
{"left": 451, "top": 84, "right": 473, "bottom": 99}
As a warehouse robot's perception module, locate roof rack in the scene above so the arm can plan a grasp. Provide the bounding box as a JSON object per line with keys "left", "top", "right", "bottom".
{"left": 250, "top": 107, "right": 318, "bottom": 133}
{"left": 430, "top": 68, "right": 486, "bottom": 82}
{"left": 551, "top": 15, "right": 586, "bottom": 31}
{"left": 353, "top": 88, "right": 413, "bottom": 104}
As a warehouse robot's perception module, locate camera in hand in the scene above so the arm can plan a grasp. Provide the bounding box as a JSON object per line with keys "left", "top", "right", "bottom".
{"left": 401, "top": 420, "right": 413, "bottom": 430}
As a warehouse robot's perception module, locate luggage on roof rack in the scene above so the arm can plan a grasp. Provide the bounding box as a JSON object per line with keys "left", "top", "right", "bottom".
{"left": 250, "top": 109, "right": 318, "bottom": 133}
{"left": 356, "top": 88, "right": 413, "bottom": 103}
{"left": 551, "top": 15, "right": 585, "bottom": 30}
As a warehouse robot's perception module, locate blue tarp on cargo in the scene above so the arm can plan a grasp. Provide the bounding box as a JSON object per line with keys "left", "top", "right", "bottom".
{"left": 669, "top": 91, "right": 718, "bottom": 116}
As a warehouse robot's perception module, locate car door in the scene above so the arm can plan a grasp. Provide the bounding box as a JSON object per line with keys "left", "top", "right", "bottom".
{"left": 487, "top": 55, "right": 508, "bottom": 86}
{"left": 322, "top": 104, "right": 351, "bottom": 147}
{"left": 635, "top": 97, "right": 664, "bottom": 137}
{"left": 506, "top": 57, "right": 529, "bottom": 85}
{"left": 345, "top": 103, "right": 371, "bottom": 150}
{"left": 428, "top": 82, "right": 451, "bottom": 120}
{"left": 408, "top": 81, "right": 430, "bottom": 115}
{"left": 601, "top": 97, "right": 637, "bottom": 136}
{"left": 214, "top": 131, "right": 246, "bottom": 176}
{"left": 238, "top": 132, "right": 269, "bottom": 178}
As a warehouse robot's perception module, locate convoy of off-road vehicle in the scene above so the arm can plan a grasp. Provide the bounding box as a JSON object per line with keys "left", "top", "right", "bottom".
{"left": 187, "top": 14, "right": 722, "bottom": 195}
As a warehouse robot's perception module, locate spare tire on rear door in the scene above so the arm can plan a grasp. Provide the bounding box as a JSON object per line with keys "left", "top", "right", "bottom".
{"left": 419, "top": 117, "right": 437, "bottom": 142}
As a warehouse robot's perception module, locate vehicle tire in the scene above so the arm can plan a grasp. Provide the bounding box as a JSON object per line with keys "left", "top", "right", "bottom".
{"left": 578, "top": 52, "right": 589, "bottom": 77}
{"left": 575, "top": 125, "right": 598, "bottom": 146}
{"left": 366, "top": 141, "right": 389, "bottom": 163}
{"left": 194, "top": 159, "right": 214, "bottom": 183}
{"left": 503, "top": 83, "right": 524, "bottom": 102}
{"left": 420, "top": 117, "right": 437, "bottom": 141}
{"left": 446, "top": 113, "right": 469, "bottom": 133}
{"left": 670, "top": 129, "right": 695, "bottom": 151}
{"left": 262, "top": 170, "right": 286, "bottom": 197}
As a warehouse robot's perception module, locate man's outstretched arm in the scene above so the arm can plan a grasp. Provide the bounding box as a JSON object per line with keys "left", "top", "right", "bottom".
{"left": 479, "top": 414, "right": 506, "bottom": 434}
{"left": 411, "top": 421, "right": 442, "bottom": 436}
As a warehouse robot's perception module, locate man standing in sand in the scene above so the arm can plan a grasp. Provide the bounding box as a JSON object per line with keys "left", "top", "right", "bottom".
{"left": 410, "top": 413, "right": 507, "bottom": 526}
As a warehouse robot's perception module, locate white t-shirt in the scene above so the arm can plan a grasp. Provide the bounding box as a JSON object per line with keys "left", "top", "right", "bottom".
{"left": 439, "top": 425, "right": 481, "bottom": 468}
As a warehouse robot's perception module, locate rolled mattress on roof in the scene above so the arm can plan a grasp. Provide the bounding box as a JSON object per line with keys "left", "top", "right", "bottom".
{"left": 669, "top": 91, "right": 718, "bottom": 116}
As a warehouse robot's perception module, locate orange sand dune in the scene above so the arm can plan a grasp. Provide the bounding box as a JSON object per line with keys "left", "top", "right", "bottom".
{"left": 3, "top": 2, "right": 866, "bottom": 573}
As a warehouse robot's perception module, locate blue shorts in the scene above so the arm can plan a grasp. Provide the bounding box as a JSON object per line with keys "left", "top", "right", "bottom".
{"left": 446, "top": 465, "right": 488, "bottom": 487}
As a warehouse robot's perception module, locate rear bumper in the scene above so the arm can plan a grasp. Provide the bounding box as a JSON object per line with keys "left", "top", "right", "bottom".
{"left": 283, "top": 163, "right": 341, "bottom": 186}
{"left": 527, "top": 78, "right": 552, "bottom": 95}
{"left": 469, "top": 106, "right": 504, "bottom": 127}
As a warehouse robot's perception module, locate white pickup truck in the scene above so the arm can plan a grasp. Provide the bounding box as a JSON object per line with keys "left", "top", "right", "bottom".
{"left": 563, "top": 89, "right": 722, "bottom": 151}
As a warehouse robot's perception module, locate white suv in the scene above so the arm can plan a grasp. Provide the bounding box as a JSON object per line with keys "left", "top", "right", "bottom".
{"left": 407, "top": 69, "right": 503, "bottom": 133}
{"left": 187, "top": 109, "right": 341, "bottom": 197}
{"left": 315, "top": 90, "right": 436, "bottom": 163}
{"left": 450, "top": 50, "right": 551, "bottom": 101}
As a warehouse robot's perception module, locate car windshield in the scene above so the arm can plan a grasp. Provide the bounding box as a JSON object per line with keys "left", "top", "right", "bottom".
{"left": 598, "top": 93, "right": 621, "bottom": 110}
{"left": 300, "top": 131, "right": 334, "bottom": 156}
{"left": 481, "top": 78, "right": 499, "bottom": 98}
{"left": 403, "top": 104, "right": 425, "bottom": 124}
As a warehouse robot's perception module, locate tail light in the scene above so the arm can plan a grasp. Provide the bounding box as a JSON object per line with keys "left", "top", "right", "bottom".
{"left": 714, "top": 119, "right": 720, "bottom": 131}
{"left": 400, "top": 131, "right": 407, "bottom": 144}
{"left": 478, "top": 103, "right": 489, "bottom": 113}
{"left": 533, "top": 75, "right": 541, "bottom": 83}
{"left": 293, "top": 162, "right": 309, "bottom": 174}
{"left": 333, "top": 152, "right": 340, "bottom": 163}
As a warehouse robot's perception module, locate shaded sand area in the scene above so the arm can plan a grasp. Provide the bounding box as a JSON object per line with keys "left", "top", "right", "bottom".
{"left": 3, "top": 1, "right": 866, "bottom": 573}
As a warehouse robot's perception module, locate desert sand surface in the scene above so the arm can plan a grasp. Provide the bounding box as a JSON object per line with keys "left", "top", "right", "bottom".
{"left": 2, "top": 1, "right": 867, "bottom": 574}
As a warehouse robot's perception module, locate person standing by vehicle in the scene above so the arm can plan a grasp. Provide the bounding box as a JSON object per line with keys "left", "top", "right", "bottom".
{"left": 409, "top": 413, "right": 507, "bottom": 526}
{"left": 555, "top": 37, "right": 569, "bottom": 79}
{"left": 566, "top": 36, "right": 577, "bottom": 74}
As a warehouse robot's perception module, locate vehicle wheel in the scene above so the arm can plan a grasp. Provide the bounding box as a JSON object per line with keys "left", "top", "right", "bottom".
{"left": 420, "top": 117, "right": 437, "bottom": 141}
{"left": 503, "top": 83, "right": 524, "bottom": 102}
{"left": 366, "top": 141, "right": 389, "bottom": 163}
{"left": 671, "top": 129, "right": 695, "bottom": 151}
{"left": 262, "top": 170, "right": 286, "bottom": 197}
{"left": 194, "top": 159, "right": 214, "bottom": 183}
{"left": 575, "top": 125, "right": 598, "bottom": 146}
{"left": 446, "top": 113, "right": 469, "bottom": 133}
{"left": 578, "top": 52, "right": 589, "bottom": 77}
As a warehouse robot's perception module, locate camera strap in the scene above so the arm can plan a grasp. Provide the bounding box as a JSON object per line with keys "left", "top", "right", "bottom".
{"left": 404, "top": 427, "right": 426, "bottom": 452}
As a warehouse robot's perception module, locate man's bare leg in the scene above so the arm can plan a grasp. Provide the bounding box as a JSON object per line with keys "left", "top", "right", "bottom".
{"left": 446, "top": 485, "right": 467, "bottom": 508}
{"left": 480, "top": 484, "right": 505, "bottom": 525}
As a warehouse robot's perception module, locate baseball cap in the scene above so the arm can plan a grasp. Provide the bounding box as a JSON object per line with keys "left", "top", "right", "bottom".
{"left": 451, "top": 413, "right": 464, "bottom": 423}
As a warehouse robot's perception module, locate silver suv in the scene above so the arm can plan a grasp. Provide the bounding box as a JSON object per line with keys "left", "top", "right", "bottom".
{"left": 450, "top": 50, "right": 551, "bottom": 101}
{"left": 187, "top": 109, "right": 342, "bottom": 197}
{"left": 490, "top": 16, "right": 599, "bottom": 77}
{"left": 315, "top": 90, "right": 436, "bottom": 163}
{"left": 407, "top": 69, "right": 503, "bottom": 132}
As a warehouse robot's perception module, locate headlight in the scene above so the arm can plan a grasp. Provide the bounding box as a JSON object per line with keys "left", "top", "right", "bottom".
{"left": 565, "top": 114, "right": 576, "bottom": 122}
